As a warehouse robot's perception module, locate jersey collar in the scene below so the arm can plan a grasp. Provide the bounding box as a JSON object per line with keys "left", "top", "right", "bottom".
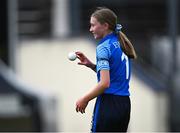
{"left": 98, "top": 32, "right": 115, "bottom": 45}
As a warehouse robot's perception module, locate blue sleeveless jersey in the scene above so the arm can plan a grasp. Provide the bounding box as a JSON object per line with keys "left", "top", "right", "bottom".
{"left": 96, "top": 33, "right": 131, "bottom": 96}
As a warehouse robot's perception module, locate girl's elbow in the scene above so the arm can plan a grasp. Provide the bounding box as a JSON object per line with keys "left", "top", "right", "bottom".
{"left": 102, "top": 81, "right": 110, "bottom": 89}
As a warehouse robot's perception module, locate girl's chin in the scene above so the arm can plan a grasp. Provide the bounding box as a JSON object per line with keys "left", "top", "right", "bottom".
{"left": 94, "top": 35, "right": 100, "bottom": 40}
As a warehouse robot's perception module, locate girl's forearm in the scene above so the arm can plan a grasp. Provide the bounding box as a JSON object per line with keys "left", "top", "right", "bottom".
{"left": 83, "top": 81, "right": 108, "bottom": 102}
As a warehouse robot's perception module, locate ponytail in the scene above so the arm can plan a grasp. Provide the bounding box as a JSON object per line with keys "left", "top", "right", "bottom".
{"left": 118, "top": 31, "right": 137, "bottom": 59}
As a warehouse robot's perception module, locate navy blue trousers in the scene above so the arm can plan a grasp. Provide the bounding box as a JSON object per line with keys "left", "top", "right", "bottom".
{"left": 91, "top": 94, "right": 131, "bottom": 132}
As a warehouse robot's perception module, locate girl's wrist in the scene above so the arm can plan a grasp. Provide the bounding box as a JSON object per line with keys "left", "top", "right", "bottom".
{"left": 82, "top": 95, "right": 90, "bottom": 103}
{"left": 89, "top": 64, "right": 96, "bottom": 70}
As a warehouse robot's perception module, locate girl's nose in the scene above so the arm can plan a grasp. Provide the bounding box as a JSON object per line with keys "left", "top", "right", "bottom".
{"left": 89, "top": 26, "right": 93, "bottom": 32}
{"left": 89, "top": 27, "right": 92, "bottom": 32}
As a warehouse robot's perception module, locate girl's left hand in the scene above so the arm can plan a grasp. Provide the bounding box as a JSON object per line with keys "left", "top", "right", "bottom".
{"left": 76, "top": 97, "right": 88, "bottom": 114}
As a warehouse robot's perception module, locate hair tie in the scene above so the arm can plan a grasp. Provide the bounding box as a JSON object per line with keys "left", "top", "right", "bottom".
{"left": 115, "top": 24, "right": 122, "bottom": 34}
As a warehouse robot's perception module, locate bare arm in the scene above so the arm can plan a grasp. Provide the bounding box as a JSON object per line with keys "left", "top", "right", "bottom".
{"left": 76, "top": 51, "right": 96, "bottom": 72}
{"left": 76, "top": 70, "right": 110, "bottom": 113}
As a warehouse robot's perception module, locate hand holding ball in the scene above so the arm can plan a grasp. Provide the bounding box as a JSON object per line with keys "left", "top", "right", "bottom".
{"left": 68, "top": 52, "right": 77, "bottom": 61}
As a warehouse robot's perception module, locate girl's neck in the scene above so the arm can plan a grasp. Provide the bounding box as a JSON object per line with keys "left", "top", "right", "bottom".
{"left": 103, "top": 30, "right": 113, "bottom": 38}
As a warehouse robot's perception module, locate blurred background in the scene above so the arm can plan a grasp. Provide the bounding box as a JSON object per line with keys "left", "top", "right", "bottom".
{"left": 0, "top": 0, "right": 180, "bottom": 132}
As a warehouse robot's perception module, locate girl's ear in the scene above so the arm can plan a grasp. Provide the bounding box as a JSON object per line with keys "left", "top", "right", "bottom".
{"left": 103, "top": 23, "right": 109, "bottom": 30}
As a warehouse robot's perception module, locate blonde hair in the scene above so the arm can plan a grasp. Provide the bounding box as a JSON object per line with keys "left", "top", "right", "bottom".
{"left": 91, "top": 7, "right": 137, "bottom": 59}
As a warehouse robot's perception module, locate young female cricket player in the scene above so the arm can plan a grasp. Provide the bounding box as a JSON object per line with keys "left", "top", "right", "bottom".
{"left": 75, "top": 7, "right": 137, "bottom": 132}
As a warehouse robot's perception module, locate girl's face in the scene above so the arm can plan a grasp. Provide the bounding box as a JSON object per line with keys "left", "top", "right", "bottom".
{"left": 89, "top": 17, "right": 109, "bottom": 40}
